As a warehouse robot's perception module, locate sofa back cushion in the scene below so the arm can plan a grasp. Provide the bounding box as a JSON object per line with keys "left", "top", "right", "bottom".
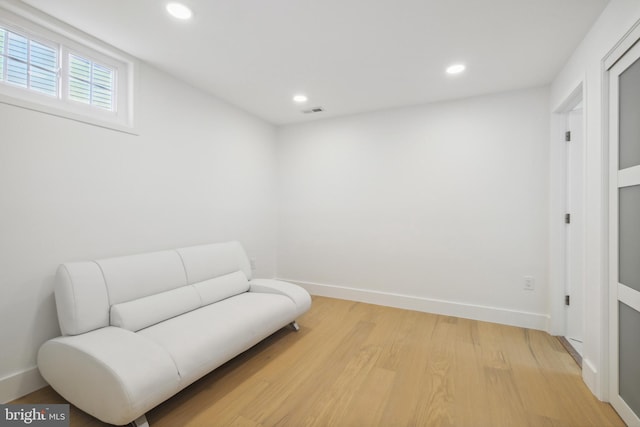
{"left": 54, "top": 241, "right": 253, "bottom": 336}
{"left": 97, "top": 250, "right": 188, "bottom": 306}
{"left": 55, "top": 262, "right": 110, "bottom": 336}
{"left": 177, "top": 241, "right": 252, "bottom": 283}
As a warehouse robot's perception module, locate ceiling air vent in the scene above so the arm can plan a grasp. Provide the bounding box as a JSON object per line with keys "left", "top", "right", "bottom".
{"left": 302, "top": 107, "right": 324, "bottom": 114}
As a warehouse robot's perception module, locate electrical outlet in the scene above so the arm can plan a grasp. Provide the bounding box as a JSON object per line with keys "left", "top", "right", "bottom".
{"left": 250, "top": 258, "right": 256, "bottom": 271}
{"left": 524, "top": 276, "right": 535, "bottom": 291}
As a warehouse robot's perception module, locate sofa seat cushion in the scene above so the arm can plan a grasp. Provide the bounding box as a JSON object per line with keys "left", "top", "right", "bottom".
{"left": 137, "top": 292, "right": 297, "bottom": 387}
{"left": 249, "top": 279, "right": 312, "bottom": 317}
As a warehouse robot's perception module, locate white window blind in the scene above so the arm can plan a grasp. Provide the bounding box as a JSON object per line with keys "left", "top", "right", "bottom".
{"left": 0, "top": 7, "right": 132, "bottom": 132}
{"left": 0, "top": 27, "right": 58, "bottom": 97}
{"left": 69, "top": 53, "right": 115, "bottom": 111}
{"left": 0, "top": 24, "right": 117, "bottom": 112}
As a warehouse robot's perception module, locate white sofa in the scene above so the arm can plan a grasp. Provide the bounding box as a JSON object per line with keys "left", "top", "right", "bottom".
{"left": 37, "top": 241, "right": 311, "bottom": 426}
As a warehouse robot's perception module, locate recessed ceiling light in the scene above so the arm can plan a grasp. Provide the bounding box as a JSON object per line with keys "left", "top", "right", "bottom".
{"left": 293, "top": 94, "right": 308, "bottom": 103}
{"left": 446, "top": 64, "right": 466, "bottom": 75}
{"left": 166, "top": 2, "right": 193, "bottom": 20}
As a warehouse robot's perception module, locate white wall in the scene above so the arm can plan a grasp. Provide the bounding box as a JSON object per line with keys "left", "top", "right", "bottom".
{"left": 0, "top": 62, "right": 278, "bottom": 402}
{"left": 277, "top": 87, "right": 550, "bottom": 329}
{"left": 549, "top": 0, "right": 640, "bottom": 400}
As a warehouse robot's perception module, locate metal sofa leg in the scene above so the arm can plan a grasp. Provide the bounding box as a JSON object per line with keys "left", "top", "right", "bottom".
{"left": 288, "top": 321, "right": 300, "bottom": 332}
{"left": 131, "top": 414, "right": 149, "bottom": 427}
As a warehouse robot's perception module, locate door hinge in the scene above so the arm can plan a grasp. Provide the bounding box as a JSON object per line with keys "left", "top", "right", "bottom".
{"left": 565, "top": 213, "right": 571, "bottom": 224}
{"left": 565, "top": 131, "right": 571, "bottom": 142}
{"left": 565, "top": 295, "right": 570, "bottom": 306}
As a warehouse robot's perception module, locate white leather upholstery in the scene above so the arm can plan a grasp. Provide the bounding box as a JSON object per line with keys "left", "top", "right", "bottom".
{"left": 39, "top": 241, "right": 311, "bottom": 426}
{"left": 177, "top": 241, "right": 252, "bottom": 283}
{"left": 138, "top": 292, "right": 296, "bottom": 387}
{"left": 55, "top": 262, "right": 110, "bottom": 336}
{"left": 110, "top": 270, "right": 251, "bottom": 332}
{"left": 193, "top": 270, "right": 250, "bottom": 306}
{"left": 97, "top": 250, "right": 188, "bottom": 305}
{"left": 249, "top": 278, "right": 312, "bottom": 317}
{"left": 38, "top": 327, "right": 180, "bottom": 426}
{"left": 110, "top": 286, "right": 201, "bottom": 332}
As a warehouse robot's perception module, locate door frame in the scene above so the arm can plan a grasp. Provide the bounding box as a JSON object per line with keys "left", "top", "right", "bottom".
{"left": 564, "top": 97, "right": 586, "bottom": 353}
{"left": 550, "top": 81, "right": 585, "bottom": 339}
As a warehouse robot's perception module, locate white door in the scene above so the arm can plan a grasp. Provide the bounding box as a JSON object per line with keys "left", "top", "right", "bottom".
{"left": 565, "top": 105, "right": 584, "bottom": 355}
{"left": 609, "top": 38, "right": 640, "bottom": 427}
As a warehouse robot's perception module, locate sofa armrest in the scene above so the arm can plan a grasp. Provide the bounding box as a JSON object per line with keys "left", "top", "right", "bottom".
{"left": 249, "top": 279, "right": 311, "bottom": 317}
{"left": 38, "top": 327, "right": 180, "bottom": 426}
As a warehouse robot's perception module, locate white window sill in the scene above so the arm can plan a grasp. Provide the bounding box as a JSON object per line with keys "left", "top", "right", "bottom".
{"left": 0, "top": 92, "right": 138, "bottom": 135}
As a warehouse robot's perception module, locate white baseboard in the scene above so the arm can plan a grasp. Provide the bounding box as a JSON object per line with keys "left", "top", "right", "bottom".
{"left": 283, "top": 278, "right": 550, "bottom": 331}
{"left": 0, "top": 367, "right": 46, "bottom": 403}
{"left": 582, "top": 358, "right": 601, "bottom": 400}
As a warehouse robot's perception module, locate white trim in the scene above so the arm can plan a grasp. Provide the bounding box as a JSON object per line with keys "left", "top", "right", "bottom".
{"left": 284, "top": 278, "right": 550, "bottom": 331}
{"left": 549, "top": 79, "right": 585, "bottom": 337}
{"left": 604, "top": 18, "right": 640, "bottom": 70}
{"left": 0, "top": 367, "right": 46, "bottom": 404}
{"left": 582, "top": 358, "right": 599, "bottom": 395}
{"left": 619, "top": 165, "right": 640, "bottom": 188}
{"left": 598, "top": 112, "right": 610, "bottom": 400}
{"left": 608, "top": 38, "right": 621, "bottom": 411}
{"left": 619, "top": 283, "right": 640, "bottom": 313}
{"left": 610, "top": 38, "right": 640, "bottom": 76}
{"left": 0, "top": 1, "right": 137, "bottom": 133}
{"left": 552, "top": 80, "right": 584, "bottom": 113}
{"left": 548, "top": 110, "right": 568, "bottom": 336}
{"left": 613, "top": 398, "right": 640, "bottom": 427}
{"left": 0, "top": 95, "right": 138, "bottom": 135}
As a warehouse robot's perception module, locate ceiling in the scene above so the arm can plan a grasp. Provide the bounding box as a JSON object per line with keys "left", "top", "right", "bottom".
{"left": 21, "top": 0, "right": 608, "bottom": 125}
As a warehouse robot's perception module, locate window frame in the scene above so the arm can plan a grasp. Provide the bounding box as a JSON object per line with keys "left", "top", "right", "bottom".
{"left": 0, "top": 4, "right": 136, "bottom": 133}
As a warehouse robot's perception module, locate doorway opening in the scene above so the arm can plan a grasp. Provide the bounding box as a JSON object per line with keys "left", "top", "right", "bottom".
{"left": 550, "top": 83, "right": 585, "bottom": 362}
{"left": 563, "top": 99, "right": 585, "bottom": 358}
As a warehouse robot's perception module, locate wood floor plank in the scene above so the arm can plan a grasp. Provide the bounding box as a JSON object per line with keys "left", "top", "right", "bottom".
{"left": 341, "top": 367, "right": 396, "bottom": 427}
{"left": 378, "top": 311, "right": 440, "bottom": 427}
{"left": 375, "top": 309, "right": 422, "bottom": 371}
{"left": 452, "top": 320, "right": 491, "bottom": 427}
{"left": 14, "top": 296, "right": 625, "bottom": 427}
{"left": 411, "top": 316, "right": 456, "bottom": 427}
{"left": 227, "top": 415, "right": 263, "bottom": 427}
{"left": 484, "top": 366, "right": 530, "bottom": 427}
{"left": 254, "top": 320, "right": 376, "bottom": 426}
{"left": 300, "top": 344, "right": 383, "bottom": 427}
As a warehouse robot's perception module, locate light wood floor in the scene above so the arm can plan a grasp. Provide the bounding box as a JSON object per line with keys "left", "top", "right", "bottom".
{"left": 15, "top": 296, "right": 625, "bottom": 427}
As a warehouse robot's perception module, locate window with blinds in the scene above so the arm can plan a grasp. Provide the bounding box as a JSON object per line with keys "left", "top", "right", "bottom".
{"left": 0, "top": 25, "right": 116, "bottom": 112}
{"left": 0, "top": 28, "right": 58, "bottom": 96}
{"left": 0, "top": 8, "right": 132, "bottom": 131}
{"left": 68, "top": 54, "right": 115, "bottom": 111}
